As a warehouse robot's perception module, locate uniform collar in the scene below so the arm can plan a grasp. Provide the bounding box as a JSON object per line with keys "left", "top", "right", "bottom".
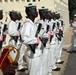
{"left": 25, "top": 18, "right": 34, "bottom": 25}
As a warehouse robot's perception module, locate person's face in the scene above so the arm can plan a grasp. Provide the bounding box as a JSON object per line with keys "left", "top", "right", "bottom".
{"left": 46, "top": 12, "right": 52, "bottom": 20}
{"left": 41, "top": 11, "right": 47, "bottom": 19}
{"left": 31, "top": 7, "right": 38, "bottom": 18}
{"left": 0, "top": 12, "right": 3, "bottom": 20}
{"left": 74, "top": 17, "right": 76, "bottom": 21}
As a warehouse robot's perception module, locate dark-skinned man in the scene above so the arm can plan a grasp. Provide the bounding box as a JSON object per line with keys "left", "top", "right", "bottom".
{"left": 20, "top": 3, "right": 42, "bottom": 75}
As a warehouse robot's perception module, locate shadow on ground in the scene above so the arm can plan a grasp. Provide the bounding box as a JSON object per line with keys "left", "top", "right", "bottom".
{"left": 63, "top": 47, "right": 76, "bottom": 75}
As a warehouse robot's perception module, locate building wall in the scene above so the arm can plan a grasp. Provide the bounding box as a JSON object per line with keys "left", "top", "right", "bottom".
{"left": 0, "top": 0, "right": 69, "bottom": 30}
{"left": 0, "top": 0, "right": 55, "bottom": 22}
{"left": 0, "top": 0, "right": 55, "bottom": 45}
{"left": 54, "top": 0, "right": 69, "bottom": 31}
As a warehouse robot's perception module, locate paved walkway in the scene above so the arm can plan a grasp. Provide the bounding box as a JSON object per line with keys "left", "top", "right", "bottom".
{"left": 63, "top": 27, "right": 76, "bottom": 75}
{"left": 0, "top": 27, "right": 74, "bottom": 75}
{"left": 63, "top": 51, "right": 76, "bottom": 75}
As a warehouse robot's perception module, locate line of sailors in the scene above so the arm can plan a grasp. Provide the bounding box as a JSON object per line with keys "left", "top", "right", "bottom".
{"left": 0, "top": 3, "right": 64, "bottom": 75}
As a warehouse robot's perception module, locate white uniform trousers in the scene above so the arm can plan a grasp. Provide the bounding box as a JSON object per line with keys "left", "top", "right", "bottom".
{"left": 56, "top": 38, "right": 63, "bottom": 62}
{"left": 49, "top": 39, "right": 58, "bottom": 71}
{"left": 42, "top": 47, "right": 50, "bottom": 75}
{"left": 68, "top": 32, "right": 76, "bottom": 51}
{"left": 49, "top": 43, "right": 57, "bottom": 70}
{"left": 18, "top": 43, "right": 27, "bottom": 70}
{"left": 25, "top": 49, "right": 42, "bottom": 75}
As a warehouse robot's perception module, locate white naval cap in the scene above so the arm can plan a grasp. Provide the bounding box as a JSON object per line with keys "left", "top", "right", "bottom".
{"left": 55, "top": 11, "right": 60, "bottom": 14}
{"left": 0, "top": 8, "right": 3, "bottom": 11}
{"left": 38, "top": 6, "right": 48, "bottom": 10}
{"left": 74, "top": 14, "right": 76, "bottom": 17}
{"left": 24, "top": 3, "right": 36, "bottom": 8}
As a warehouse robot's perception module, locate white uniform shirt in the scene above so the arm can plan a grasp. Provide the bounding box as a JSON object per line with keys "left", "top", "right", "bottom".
{"left": 8, "top": 20, "right": 19, "bottom": 36}
{"left": 48, "top": 19, "right": 57, "bottom": 44}
{"left": 72, "top": 21, "right": 76, "bottom": 33}
{"left": 20, "top": 18, "right": 42, "bottom": 57}
{"left": 20, "top": 18, "right": 37, "bottom": 44}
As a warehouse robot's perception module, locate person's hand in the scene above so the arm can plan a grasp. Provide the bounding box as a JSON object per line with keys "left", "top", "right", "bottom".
{"left": 0, "top": 35, "right": 3, "bottom": 41}
{"left": 50, "top": 31, "right": 54, "bottom": 36}
{"left": 5, "top": 30, "right": 8, "bottom": 34}
{"left": 45, "top": 35, "right": 50, "bottom": 39}
{"left": 35, "top": 37, "right": 40, "bottom": 44}
{"left": 56, "top": 29, "right": 59, "bottom": 33}
{"left": 17, "top": 31, "right": 20, "bottom": 36}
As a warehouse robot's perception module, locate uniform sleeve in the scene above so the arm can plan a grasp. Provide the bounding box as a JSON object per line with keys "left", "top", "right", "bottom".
{"left": 22, "top": 23, "right": 37, "bottom": 44}
{"left": 72, "top": 22, "right": 76, "bottom": 28}
{"left": 8, "top": 22, "right": 18, "bottom": 36}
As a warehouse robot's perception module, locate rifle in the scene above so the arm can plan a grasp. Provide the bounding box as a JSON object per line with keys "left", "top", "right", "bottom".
{"left": 29, "top": 23, "right": 50, "bottom": 53}
{"left": 41, "top": 25, "right": 50, "bottom": 47}
{"left": 46, "top": 25, "right": 50, "bottom": 33}
{"left": 50, "top": 23, "right": 55, "bottom": 43}
{"left": 29, "top": 23, "right": 42, "bottom": 53}
{"left": 60, "top": 20, "right": 63, "bottom": 26}
{"left": 56, "top": 22, "right": 62, "bottom": 41}
{"left": 56, "top": 29, "right": 62, "bottom": 41}
{"left": 36, "top": 24, "right": 50, "bottom": 47}
{"left": 3, "top": 24, "right": 8, "bottom": 32}
{"left": 2, "top": 14, "right": 8, "bottom": 42}
{"left": 13, "top": 22, "right": 21, "bottom": 43}
{"left": 60, "top": 20, "right": 64, "bottom": 37}
{"left": 57, "top": 21, "right": 60, "bottom": 27}
{"left": 17, "top": 22, "right": 21, "bottom": 30}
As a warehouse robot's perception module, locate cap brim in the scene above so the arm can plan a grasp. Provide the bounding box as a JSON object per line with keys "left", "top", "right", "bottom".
{"left": 24, "top": 4, "right": 36, "bottom": 8}
{"left": 0, "top": 8, "right": 3, "bottom": 11}
{"left": 38, "top": 8, "right": 48, "bottom": 10}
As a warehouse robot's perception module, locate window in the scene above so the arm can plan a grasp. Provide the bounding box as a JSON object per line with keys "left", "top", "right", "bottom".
{"left": 27, "top": 0, "right": 30, "bottom": 2}
{"left": 16, "top": 0, "right": 19, "bottom": 2}
{"left": 0, "top": 0, "right": 2, "bottom": 2}
{"left": 10, "top": 0, "right": 14, "bottom": 2}
{"left": 21, "top": 0, "right": 25, "bottom": 2}
{"left": 4, "top": 0, "right": 8, "bottom": 2}
{"left": 33, "top": 0, "right": 36, "bottom": 2}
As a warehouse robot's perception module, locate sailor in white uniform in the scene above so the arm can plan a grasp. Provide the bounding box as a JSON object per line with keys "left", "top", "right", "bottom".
{"left": 8, "top": 10, "right": 20, "bottom": 46}
{"left": 38, "top": 7, "right": 51, "bottom": 75}
{"left": 49, "top": 12, "right": 61, "bottom": 71}
{"left": 0, "top": 8, "right": 3, "bottom": 50}
{"left": 20, "top": 3, "right": 42, "bottom": 75}
{"left": 67, "top": 14, "right": 76, "bottom": 52}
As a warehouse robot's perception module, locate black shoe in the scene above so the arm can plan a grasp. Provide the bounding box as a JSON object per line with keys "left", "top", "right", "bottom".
{"left": 52, "top": 67, "right": 61, "bottom": 71}
{"left": 56, "top": 61, "right": 64, "bottom": 64}
{"left": 18, "top": 68, "right": 26, "bottom": 72}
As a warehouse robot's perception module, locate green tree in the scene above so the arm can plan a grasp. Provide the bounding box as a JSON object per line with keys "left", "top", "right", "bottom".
{"left": 69, "top": 0, "right": 76, "bottom": 19}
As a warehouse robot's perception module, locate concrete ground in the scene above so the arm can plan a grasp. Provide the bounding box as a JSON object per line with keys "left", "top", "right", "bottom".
{"left": 0, "top": 27, "right": 73, "bottom": 75}
{"left": 63, "top": 48, "right": 76, "bottom": 75}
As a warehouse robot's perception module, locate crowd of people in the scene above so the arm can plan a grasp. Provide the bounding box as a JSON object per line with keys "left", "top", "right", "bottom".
{"left": 0, "top": 3, "right": 64, "bottom": 75}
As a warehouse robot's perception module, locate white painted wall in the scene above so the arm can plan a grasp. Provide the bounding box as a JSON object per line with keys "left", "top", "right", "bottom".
{"left": 0, "top": 0, "right": 69, "bottom": 44}
{"left": 54, "top": 0, "right": 69, "bottom": 31}
{"left": 0, "top": 0, "right": 55, "bottom": 22}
